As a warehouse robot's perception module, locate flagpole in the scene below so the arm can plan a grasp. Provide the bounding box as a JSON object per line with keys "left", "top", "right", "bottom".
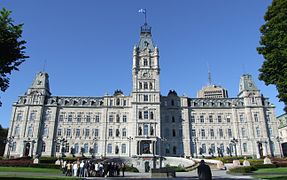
{"left": 144, "top": 9, "right": 147, "bottom": 24}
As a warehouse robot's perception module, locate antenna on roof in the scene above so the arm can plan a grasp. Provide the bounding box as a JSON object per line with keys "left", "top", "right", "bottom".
{"left": 42, "top": 60, "right": 47, "bottom": 72}
{"left": 207, "top": 63, "right": 212, "bottom": 85}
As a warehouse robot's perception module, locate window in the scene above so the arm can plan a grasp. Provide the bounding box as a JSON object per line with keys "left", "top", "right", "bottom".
{"left": 165, "top": 144, "right": 170, "bottom": 154}
{"left": 218, "top": 115, "right": 222, "bottom": 123}
{"left": 14, "top": 126, "right": 20, "bottom": 136}
{"left": 122, "top": 144, "right": 127, "bottom": 154}
{"left": 123, "top": 100, "right": 127, "bottom": 106}
{"left": 269, "top": 127, "right": 272, "bottom": 136}
{"left": 94, "top": 143, "right": 98, "bottom": 154}
{"left": 109, "top": 115, "right": 113, "bottom": 123}
{"left": 201, "top": 129, "right": 205, "bottom": 137}
{"left": 239, "top": 114, "right": 244, "bottom": 122}
{"left": 107, "top": 144, "right": 112, "bottom": 154}
{"left": 228, "top": 129, "right": 232, "bottom": 138}
{"left": 123, "top": 115, "right": 127, "bottom": 122}
{"left": 122, "top": 128, "right": 127, "bottom": 137}
{"left": 95, "top": 115, "right": 100, "bottom": 122}
{"left": 28, "top": 126, "right": 33, "bottom": 137}
{"left": 209, "top": 115, "right": 213, "bottom": 123}
{"left": 57, "top": 129, "right": 62, "bottom": 136}
{"left": 115, "top": 145, "right": 119, "bottom": 154}
{"left": 65, "top": 143, "right": 69, "bottom": 152}
{"left": 150, "top": 82, "right": 153, "bottom": 90}
{"left": 59, "top": 114, "right": 64, "bottom": 122}
{"left": 144, "top": 82, "right": 148, "bottom": 89}
{"left": 85, "top": 129, "right": 90, "bottom": 137}
{"left": 67, "top": 128, "right": 71, "bottom": 137}
{"left": 138, "top": 127, "right": 142, "bottom": 135}
{"left": 42, "top": 142, "right": 46, "bottom": 152}
{"left": 191, "top": 115, "right": 195, "bottom": 123}
{"left": 243, "top": 143, "right": 247, "bottom": 152}
{"left": 241, "top": 128, "right": 246, "bottom": 137}
{"left": 84, "top": 143, "right": 89, "bottom": 153}
{"left": 211, "top": 144, "right": 216, "bottom": 154}
{"left": 77, "top": 114, "right": 81, "bottom": 122}
{"left": 108, "top": 129, "right": 113, "bottom": 137}
{"left": 200, "top": 115, "right": 204, "bottom": 123}
{"left": 116, "top": 114, "right": 120, "bottom": 123}
{"left": 144, "top": 111, "right": 148, "bottom": 119}
{"left": 68, "top": 114, "right": 73, "bottom": 122}
{"left": 144, "top": 124, "right": 148, "bottom": 135}
{"left": 202, "top": 144, "right": 206, "bottom": 153}
{"left": 76, "top": 129, "right": 80, "bottom": 137}
{"left": 172, "top": 129, "right": 176, "bottom": 137}
{"left": 143, "top": 58, "right": 148, "bottom": 66}
{"left": 254, "top": 113, "right": 259, "bottom": 122}
{"left": 109, "top": 100, "right": 113, "bottom": 106}
{"left": 143, "top": 95, "right": 148, "bottom": 101}
{"left": 173, "top": 146, "right": 177, "bottom": 154}
{"left": 139, "top": 111, "right": 142, "bottom": 119}
{"left": 150, "top": 126, "right": 154, "bottom": 135}
{"left": 139, "top": 82, "right": 142, "bottom": 89}
{"left": 172, "top": 116, "right": 175, "bottom": 123}
{"left": 116, "top": 98, "right": 120, "bottom": 106}
{"left": 226, "top": 116, "right": 231, "bottom": 123}
{"left": 75, "top": 143, "right": 79, "bottom": 153}
{"left": 29, "top": 111, "right": 36, "bottom": 121}
{"left": 44, "top": 111, "right": 51, "bottom": 121}
{"left": 116, "top": 129, "right": 120, "bottom": 137}
{"left": 210, "top": 129, "right": 214, "bottom": 137}
{"left": 192, "top": 129, "right": 196, "bottom": 137}
{"left": 11, "top": 142, "right": 16, "bottom": 152}
{"left": 150, "top": 112, "right": 154, "bottom": 119}
{"left": 256, "top": 127, "right": 260, "bottom": 137}
{"left": 16, "top": 111, "right": 23, "bottom": 121}
{"left": 43, "top": 127, "right": 48, "bottom": 137}
{"left": 171, "top": 100, "right": 175, "bottom": 106}
{"left": 86, "top": 115, "right": 91, "bottom": 122}
{"left": 95, "top": 129, "right": 99, "bottom": 137}
{"left": 220, "top": 144, "right": 224, "bottom": 152}
{"left": 219, "top": 129, "right": 223, "bottom": 137}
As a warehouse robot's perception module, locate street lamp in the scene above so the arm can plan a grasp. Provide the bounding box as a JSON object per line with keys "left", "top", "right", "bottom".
{"left": 193, "top": 137, "right": 198, "bottom": 158}
{"left": 6, "top": 136, "right": 14, "bottom": 159}
{"left": 230, "top": 137, "right": 238, "bottom": 157}
{"left": 276, "top": 136, "right": 283, "bottom": 158}
{"left": 127, "top": 136, "right": 133, "bottom": 157}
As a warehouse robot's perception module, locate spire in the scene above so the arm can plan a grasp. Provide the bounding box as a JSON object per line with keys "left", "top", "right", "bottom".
{"left": 238, "top": 74, "right": 258, "bottom": 96}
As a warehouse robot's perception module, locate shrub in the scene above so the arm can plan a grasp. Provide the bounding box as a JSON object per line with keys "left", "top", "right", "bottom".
{"left": 39, "top": 156, "right": 58, "bottom": 164}
{"left": 30, "top": 164, "right": 61, "bottom": 169}
{"left": 229, "top": 166, "right": 256, "bottom": 173}
{"left": 125, "top": 165, "right": 139, "bottom": 172}
{"left": 253, "top": 164, "right": 277, "bottom": 169}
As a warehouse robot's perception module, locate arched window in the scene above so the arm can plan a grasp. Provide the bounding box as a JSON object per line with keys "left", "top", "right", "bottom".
{"left": 75, "top": 143, "right": 79, "bottom": 153}
{"left": 107, "top": 144, "right": 112, "bottom": 154}
{"left": 122, "top": 144, "right": 126, "bottom": 154}
{"left": 171, "top": 100, "right": 175, "bottom": 106}
{"left": 123, "top": 115, "right": 127, "bottom": 122}
{"left": 172, "top": 116, "right": 175, "bottom": 122}
{"left": 94, "top": 143, "right": 98, "bottom": 154}
{"left": 116, "top": 129, "right": 120, "bottom": 137}
{"left": 150, "top": 112, "right": 154, "bottom": 119}
{"left": 42, "top": 142, "right": 46, "bottom": 152}
{"left": 116, "top": 98, "right": 120, "bottom": 106}
{"left": 116, "top": 114, "right": 120, "bottom": 123}
{"left": 243, "top": 143, "right": 247, "bottom": 152}
{"left": 143, "top": 58, "right": 148, "bottom": 66}
{"left": 122, "top": 128, "right": 127, "bottom": 137}
{"left": 138, "top": 127, "right": 142, "bottom": 135}
{"left": 172, "top": 129, "right": 176, "bottom": 137}
{"left": 150, "top": 126, "right": 154, "bottom": 136}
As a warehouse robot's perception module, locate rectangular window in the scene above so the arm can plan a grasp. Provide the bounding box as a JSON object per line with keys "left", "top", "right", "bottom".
{"left": 269, "top": 127, "right": 272, "bottom": 136}
{"left": 191, "top": 115, "right": 195, "bottom": 123}
{"left": 243, "top": 143, "right": 247, "bottom": 152}
{"left": 109, "top": 115, "right": 113, "bottom": 123}
{"left": 218, "top": 115, "right": 222, "bottom": 123}
{"left": 226, "top": 116, "right": 231, "bottom": 123}
{"left": 77, "top": 114, "right": 81, "bottom": 122}
{"left": 192, "top": 129, "right": 196, "bottom": 137}
{"left": 109, "top": 100, "right": 113, "bottom": 106}
{"left": 29, "top": 111, "right": 36, "bottom": 121}
{"left": 219, "top": 129, "right": 223, "bottom": 137}
{"left": 57, "top": 129, "right": 62, "bottom": 136}
{"left": 95, "top": 115, "right": 100, "bottom": 122}
{"left": 256, "top": 127, "right": 260, "bottom": 137}
{"left": 144, "top": 82, "right": 148, "bottom": 89}
{"left": 144, "top": 111, "right": 148, "bottom": 119}
{"left": 201, "top": 129, "right": 205, "bottom": 137}
{"left": 44, "top": 111, "right": 51, "bottom": 121}
{"left": 16, "top": 111, "right": 23, "bottom": 121}
{"left": 95, "top": 129, "right": 99, "bottom": 137}
{"left": 59, "top": 114, "right": 64, "bottom": 122}
{"left": 209, "top": 115, "right": 213, "bottom": 123}
{"left": 86, "top": 115, "right": 91, "bottom": 122}
{"left": 239, "top": 114, "right": 244, "bottom": 122}
{"left": 76, "top": 129, "right": 80, "bottom": 137}
{"left": 108, "top": 129, "right": 113, "bottom": 137}
{"left": 143, "top": 95, "right": 148, "bottom": 101}
{"left": 228, "top": 129, "right": 232, "bottom": 138}
{"left": 67, "top": 129, "right": 71, "bottom": 137}
{"left": 254, "top": 113, "right": 259, "bottom": 122}
{"left": 210, "top": 129, "right": 214, "bottom": 137}
{"left": 68, "top": 114, "right": 73, "bottom": 122}
{"left": 85, "top": 129, "right": 90, "bottom": 137}
{"left": 200, "top": 115, "right": 204, "bottom": 123}
{"left": 123, "top": 115, "right": 127, "bottom": 122}
{"left": 241, "top": 128, "right": 246, "bottom": 137}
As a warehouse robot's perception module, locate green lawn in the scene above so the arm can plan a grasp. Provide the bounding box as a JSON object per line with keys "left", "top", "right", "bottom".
{"left": 0, "top": 167, "right": 61, "bottom": 173}
{"left": 253, "top": 167, "right": 287, "bottom": 180}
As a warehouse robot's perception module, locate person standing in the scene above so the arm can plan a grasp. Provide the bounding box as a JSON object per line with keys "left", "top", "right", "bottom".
{"left": 121, "top": 163, "right": 126, "bottom": 177}
{"left": 197, "top": 160, "right": 212, "bottom": 180}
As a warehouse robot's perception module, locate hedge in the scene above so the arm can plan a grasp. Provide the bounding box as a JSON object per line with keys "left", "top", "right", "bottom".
{"left": 229, "top": 164, "right": 278, "bottom": 174}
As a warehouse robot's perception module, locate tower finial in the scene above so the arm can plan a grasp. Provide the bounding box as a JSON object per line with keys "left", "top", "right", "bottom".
{"left": 42, "top": 59, "right": 47, "bottom": 72}
{"left": 138, "top": 9, "right": 147, "bottom": 24}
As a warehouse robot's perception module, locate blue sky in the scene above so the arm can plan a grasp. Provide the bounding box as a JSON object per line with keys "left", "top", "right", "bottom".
{"left": 1, "top": 0, "right": 283, "bottom": 128}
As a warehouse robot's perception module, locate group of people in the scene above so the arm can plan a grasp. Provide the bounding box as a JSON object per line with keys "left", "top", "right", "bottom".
{"left": 61, "top": 159, "right": 126, "bottom": 177}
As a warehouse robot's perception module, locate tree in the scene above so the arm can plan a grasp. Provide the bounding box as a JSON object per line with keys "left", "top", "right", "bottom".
{"left": 0, "top": 8, "right": 28, "bottom": 106}
{"left": 0, "top": 124, "right": 8, "bottom": 156}
{"left": 257, "top": 0, "right": 287, "bottom": 112}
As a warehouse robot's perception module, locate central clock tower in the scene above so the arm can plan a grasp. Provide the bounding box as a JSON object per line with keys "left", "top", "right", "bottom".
{"left": 131, "top": 23, "right": 161, "bottom": 157}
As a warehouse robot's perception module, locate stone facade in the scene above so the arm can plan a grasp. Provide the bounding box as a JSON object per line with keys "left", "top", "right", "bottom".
{"left": 278, "top": 114, "right": 287, "bottom": 156}
{"left": 5, "top": 23, "right": 281, "bottom": 159}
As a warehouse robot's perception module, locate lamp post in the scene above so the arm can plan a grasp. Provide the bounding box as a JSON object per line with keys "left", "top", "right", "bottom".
{"left": 6, "top": 136, "right": 14, "bottom": 159}
{"left": 127, "top": 136, "right": 133, "bottom": 157}
{"left": 193, "top": 137, "right": 198, "bottom": 158}
{"left": 276, "top": 136, "right": 283, "bottom": 158}
{"left": 230, "top": 137, "right": 238, "bottom": 157}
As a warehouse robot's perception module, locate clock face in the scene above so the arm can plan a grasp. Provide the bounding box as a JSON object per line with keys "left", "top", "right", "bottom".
{"left": 142, "top": 71, "right": 150, "bottom": 78}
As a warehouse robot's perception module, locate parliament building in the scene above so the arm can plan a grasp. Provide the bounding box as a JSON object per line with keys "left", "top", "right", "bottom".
{"left": 5, "top": 23, "right": 281, "bottom": 159}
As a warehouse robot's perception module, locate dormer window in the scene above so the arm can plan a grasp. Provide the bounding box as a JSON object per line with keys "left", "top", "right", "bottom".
{"left": 143, "top": 58, "right": 148, "bottom": 66}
